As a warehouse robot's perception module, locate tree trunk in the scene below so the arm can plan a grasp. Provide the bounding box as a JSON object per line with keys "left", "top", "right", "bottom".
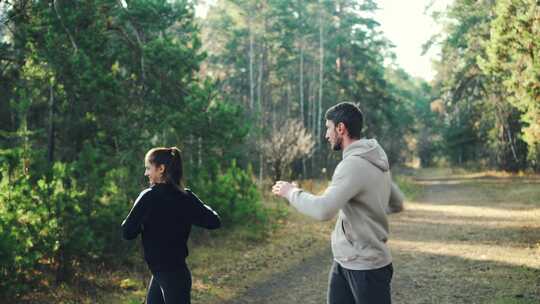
{"left": 257, "top": 41, "right": 265, "bottom": 115}
{"left": 259, "top": 151, "right": 264, "bottom": 182}
{"left": 47, "top": 81, "right": 55, "bottom": 164}
{"left": 248, "top": 15, "right": 255, "bottom": 110}
{"left": 55, "top": 243, "right": 67, "bottom": 284}
{"left": 287, "top": 82, "right": 292, "bottom": 117}
{"left": 318, "top": 0, "right": 324, "bottom": 144}
{"left": 299, "top": 40, "right": 304, "bottom": 124}
{"left": 53, "top": 0, "right": 78, "bottom": 53}
{"left": 489, "top": 94, "right": 519, "bottom": 166}
{"left": 258, "top": 12, "right": 269, "bottom": 182}
{"left": 198, "top": 136, "right": 202, "bottom": 167}
{"left": 117, "top": 0, "right": 146, "bottom": 87}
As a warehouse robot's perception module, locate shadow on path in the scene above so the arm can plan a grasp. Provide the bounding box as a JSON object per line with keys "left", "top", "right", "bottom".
{"left": 223, "top": 247, "right": 332, "bottom": 304}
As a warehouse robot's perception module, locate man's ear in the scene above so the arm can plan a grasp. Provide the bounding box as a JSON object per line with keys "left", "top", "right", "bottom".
{"left": 336, "top": 122, "right": 347, "bottom": 135}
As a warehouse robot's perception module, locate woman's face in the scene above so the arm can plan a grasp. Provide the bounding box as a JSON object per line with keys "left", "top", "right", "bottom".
{"left": 144, "top": 161, "right": 165, "bottom": 185}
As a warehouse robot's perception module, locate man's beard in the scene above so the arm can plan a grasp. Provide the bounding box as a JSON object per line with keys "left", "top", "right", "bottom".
{"left": 332, "top": 135, "right": 343, "bottom": 151}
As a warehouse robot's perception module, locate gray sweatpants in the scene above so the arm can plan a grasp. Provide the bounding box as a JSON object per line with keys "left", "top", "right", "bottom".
{"left": 328, "top": 261, "right": 393, "bottom": 304}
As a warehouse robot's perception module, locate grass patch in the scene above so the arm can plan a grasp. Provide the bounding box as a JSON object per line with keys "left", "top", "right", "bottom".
{"left": 479, "top": 182, "right": 540, "bottom": 207}
{"left": 394, "top": 174, "right": 423, "bottom": 201}
{"left": 491, "top": 296, "right": 540, "bottom": 304}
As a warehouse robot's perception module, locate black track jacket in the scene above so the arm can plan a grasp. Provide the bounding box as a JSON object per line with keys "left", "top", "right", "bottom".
{"left": 121, "top": 183, "right": 221, "bottom": 272}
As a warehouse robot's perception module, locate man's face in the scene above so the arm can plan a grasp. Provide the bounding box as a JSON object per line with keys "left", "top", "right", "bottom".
{"left": 325, "top": 120, "right": 343, "bottom": 151}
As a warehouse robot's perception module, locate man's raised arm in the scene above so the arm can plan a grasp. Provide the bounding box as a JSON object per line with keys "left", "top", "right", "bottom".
{"left": 272, "top": 161, "right": 361, "bottom": 221}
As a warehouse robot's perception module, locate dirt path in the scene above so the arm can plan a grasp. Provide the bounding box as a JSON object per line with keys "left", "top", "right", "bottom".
{"left": 226, "top": 169, "right": 540, "bottom": 304}
{"left": 223, "top": 246, "right": 332, "bottom": 304}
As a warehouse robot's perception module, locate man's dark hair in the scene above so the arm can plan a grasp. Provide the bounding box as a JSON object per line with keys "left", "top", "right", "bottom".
{"left": 325, "top": 102, "right": 363, "bottom": 139}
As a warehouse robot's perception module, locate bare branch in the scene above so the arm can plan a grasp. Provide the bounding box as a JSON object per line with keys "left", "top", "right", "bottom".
{"left": 262, "top": 119, "right": 315, "bottom": 180}
{"left": 116, "top": 0, "right": 146, "bottom": 84}
{"left": 53, "top": 0, "right": 78, "bottom": 53}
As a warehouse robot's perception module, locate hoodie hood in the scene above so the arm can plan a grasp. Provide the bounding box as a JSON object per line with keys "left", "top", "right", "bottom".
{"left": 342, "top": 138, "right": 389, "bottom": 171}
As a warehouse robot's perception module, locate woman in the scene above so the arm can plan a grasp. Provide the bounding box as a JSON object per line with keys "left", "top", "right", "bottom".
{"left": 122, "top": 147, "right": 221, "bottom": 304}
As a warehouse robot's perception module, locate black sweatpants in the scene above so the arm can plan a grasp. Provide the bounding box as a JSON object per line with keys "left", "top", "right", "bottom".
{"left": 327, "top": 261, "right": 393, "bottom": 304}
{"left": 146, "top": 265, "right": 192, "bottom": 304}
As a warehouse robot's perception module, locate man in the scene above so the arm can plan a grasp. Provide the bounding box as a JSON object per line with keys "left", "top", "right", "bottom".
{"left": 272, "top": 102, "right": 402, "bottom": 304}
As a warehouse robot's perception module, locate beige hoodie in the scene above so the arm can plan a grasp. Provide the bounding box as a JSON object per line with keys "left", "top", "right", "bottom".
{"left": 286, "top": 138, "right": 396, "bottom": 270}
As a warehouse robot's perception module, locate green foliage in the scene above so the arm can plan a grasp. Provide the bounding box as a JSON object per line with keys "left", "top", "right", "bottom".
{"left": 394, "top": 175, "right": 423, "bottom": 202}
{"left": 431, "top": 0, "right": 538, "bottom": 171}
{"left": 191, "top": 161, "right": 269, "bottom": 232}
{"left": 0, "top": 169, "right": 41, "bottom": 295}
{"left": 480, "top": 0, "right": 540, "bottom": 165}
{"left": 384, "top": 68, "right": 437, "bottom": 165}
{"left": 90, "top": 165, "right": 136, "bottom": 258}
{"left": 0, "top": 0, "right": 262, "bottom": 298}
{"left": 0, "top": 158, "right": 90, "bottom": 295}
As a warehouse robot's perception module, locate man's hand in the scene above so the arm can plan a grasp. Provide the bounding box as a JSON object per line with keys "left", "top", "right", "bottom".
{"left": 272, "top": 181, "right": 298, "bottom": 198}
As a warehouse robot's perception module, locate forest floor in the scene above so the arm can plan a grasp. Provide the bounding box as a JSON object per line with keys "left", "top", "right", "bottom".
{"left": 206, "top": 168, "right": 540, "bottom": 304}
{"left": 20, "top": 168, "right": 540, "bottom": 304}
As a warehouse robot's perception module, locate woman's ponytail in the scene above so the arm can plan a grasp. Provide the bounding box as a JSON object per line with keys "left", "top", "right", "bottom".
{"left": 145, "top": 146, "right": 185, "bottom": 192}
{"left": 168, "top": 147, "right": 184, "bottom": 191}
